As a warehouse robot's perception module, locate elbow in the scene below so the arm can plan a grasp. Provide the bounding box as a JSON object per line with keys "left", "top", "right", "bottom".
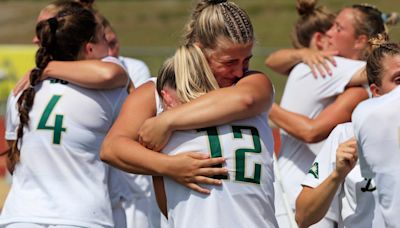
{"left": 295, "top": 200, "right": 312, "bottom": 228}
{"left": 295, "top": 209, "right": 310, "bottom": 228}
{"left": 237, "top": 93, "right": 260, "bottom": 114}
{"left": 302, "top": 132, "right": 321, "bottom": 144}
{"left": 101, "top": 64, "right": 128, "bottom": 87}
{"left": 100, "top": 140, "right": 113, "bottom": 164}
{"left": 265, "top": 56, "right": 273, "bottom": 68}
{"left": 299, "top": 127, "right": 325, "bottom": 144}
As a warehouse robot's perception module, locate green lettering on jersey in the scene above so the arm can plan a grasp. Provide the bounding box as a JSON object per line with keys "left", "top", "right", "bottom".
{"left": 233, "top": 126, "right": 262, "bottom": 184}
{"left": 197, "top": 125, "right": 263, "bottom": 184}
{"left": 37, "top": 95, "right": 66, "bottom": 144}
{"left": 197, "top": 127, "right": 228, "bottom": 180}
{"left": 308, "top": 162, "right": 319, "bottom": 179}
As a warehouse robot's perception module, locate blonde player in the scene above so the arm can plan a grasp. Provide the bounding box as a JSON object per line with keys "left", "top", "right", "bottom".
{"left": 353, "top": 42, "right": 400, "bottom": 227}
{"left": 1, "top": 7, "right": 127, "bottom": 227}
{"left": 153, "top": 44, "right": 277, "bottom": 228}
{"left": 101, "top": 0, "right": 273, "bottom": 197}
{"left": 266, "top": 3, "right": 388, "bottom": 227}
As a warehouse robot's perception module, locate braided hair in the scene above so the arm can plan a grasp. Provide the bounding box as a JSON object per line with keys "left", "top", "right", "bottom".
{"left": 183, "top": 0, "right": 254, "bottom": 49}
{"left": 366, "top": 34, "right": 400, "bottom": 87}
{"left": 9, "top": 6, "right": 99, "bottom": 172}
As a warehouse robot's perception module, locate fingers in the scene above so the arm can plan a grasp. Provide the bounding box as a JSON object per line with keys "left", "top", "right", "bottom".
{"left": 314, "top": 62, "right": 327, "bottom": 78}
{"left": 185, "top": 183, "right": 211, "bottom": 194}
{"left": 199, "top": 157, "right": 226, "bottom": 168}
{"left": 193, "top": 175, "right": 223, "bottom": 185}
{"left": 184, "top": 151, "right": 210, "bottom": 159}
{"left": 325, "top": 55, "right": 337, "bottom": 67}
{"left": 196, "top": 167, "right": 228, "bottom": 177}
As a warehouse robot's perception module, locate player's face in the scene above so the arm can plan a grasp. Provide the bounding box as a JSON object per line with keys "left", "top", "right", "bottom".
{"left": 85, "top": 25, "right": 109, "bottom": 60}
{"left": 105, "top": 27, "right": 120, "bottom": 58}
{"left": 32, "top": 9, "right": 55, "bottom": 45}
{"left": 326, "top": 8, "right": 362, "bottom": 59}
{"left": 205, "top": 39, "right": 253, "bottom": 88}
{"left": 372, "top": 54, "right": 400, "bottom": 96}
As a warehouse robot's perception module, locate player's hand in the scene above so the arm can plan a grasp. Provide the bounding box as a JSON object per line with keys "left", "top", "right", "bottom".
{"left": 13, "top": 70, "right": 31, "bottom": 95}
{"left": 300, "top": 48, "right": 338, "bottom": 78}
{"left": 335, "top": 137, "right": 358, "bottom": 180}
{"left": 138, "top": 114, "right": 171, "bottom": 151}
{"left": 166, "top": 152, "right": 228, "bottom": 194}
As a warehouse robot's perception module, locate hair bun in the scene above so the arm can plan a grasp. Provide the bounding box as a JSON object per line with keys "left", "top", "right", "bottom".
{"left": 208, "top": 0, "right": 227, "bottom": 4}
{"left": 296, "top": 0, "right": 317, "bottom": 16}
{"left": 382, "top": 12, "right": 400, "bottom": 26}
{"left": 369, "top": 33, "right": 389, "bottom": 49}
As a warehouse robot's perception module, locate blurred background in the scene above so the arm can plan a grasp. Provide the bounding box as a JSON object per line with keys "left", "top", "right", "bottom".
{"left": 0, "top": 0, "right": 399, "bottom": 205}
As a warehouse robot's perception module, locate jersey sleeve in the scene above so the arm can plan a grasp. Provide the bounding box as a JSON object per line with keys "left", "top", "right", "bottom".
{"left": 119, "top": 57, "right": 151, "bottom": 88}
{"left": 5, "top": 92, "right": 20, "bottom": 141}
{"left": 319, "top": 57, "right": 365, "bottom": 97}
{"left": 302, "top": 123, "right": 354, "bottom": 187}
{"left": 302, "top": 128, "right": 337, "bottom": 188}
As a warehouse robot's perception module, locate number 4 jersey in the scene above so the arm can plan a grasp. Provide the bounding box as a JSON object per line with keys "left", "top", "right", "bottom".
{"left": 161, "top": 113, "right": 278, "bottom": 228}
{"left": 2, "top": 75, "right": 127, "bottom": 227}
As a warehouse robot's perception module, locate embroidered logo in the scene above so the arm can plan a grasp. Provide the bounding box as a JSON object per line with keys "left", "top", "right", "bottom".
{"left": 308, "top": 162, "right": 319, "bottom": 179}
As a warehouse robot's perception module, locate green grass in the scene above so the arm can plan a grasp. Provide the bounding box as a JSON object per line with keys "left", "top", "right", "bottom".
{"left": 0, "top": 0, "right": 399, "bottom": 109}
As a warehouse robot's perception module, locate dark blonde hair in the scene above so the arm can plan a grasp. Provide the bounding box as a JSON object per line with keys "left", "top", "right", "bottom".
{"left": 366, "top": 34, "right": 400, "bottom": 87}
{"left": 292, "top": 0, "right": 335, "bottom": 48}
{"left": 183, "top": 0, "right": 254, "bottom": 49}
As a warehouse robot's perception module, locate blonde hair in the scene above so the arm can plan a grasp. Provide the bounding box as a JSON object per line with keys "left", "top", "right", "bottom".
{"left": 183, "top": 0, "right": 253, "bottom": 49}
{"left": 367, "top": 34, "right": 400, "bottom": 86}
{"left": 292, "top": 0, "right": 335, "bottom": 48}
{"left": 157, "top": 44, "right": 219, "bottom": 103}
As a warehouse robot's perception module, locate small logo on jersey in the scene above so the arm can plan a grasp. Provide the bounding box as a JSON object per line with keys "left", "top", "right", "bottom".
{"left": 361, "top": 178, "right": 376, "bottom": 192}
{"left": 308, "top": 162, "right": 319, "bottom": 179}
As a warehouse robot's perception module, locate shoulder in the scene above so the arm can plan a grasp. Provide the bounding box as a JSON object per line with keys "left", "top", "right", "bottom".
{"left": 240, "top": 71, "right": 273, "bottom": 86}
{"left": 330, "top": 122, "right": 354, "bottom": 141}
{"left": 119, "top": 56, "right": 149, "bottom": 69}
{"left": 334, "top": 56, "right": 365, "bottom": 66}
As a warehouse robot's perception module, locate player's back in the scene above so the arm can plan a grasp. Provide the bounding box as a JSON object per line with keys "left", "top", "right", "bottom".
{"left": 352, "top": 86, "right": 400, "bottom": 227}
{"left": 1, "top": 79, "right": 127, "bottom": 227}
{"left": 276, "top": 57, "right": 366, "bottom": 214}
{"left": 162, "top": 113, "right": 277, "bottom": 228}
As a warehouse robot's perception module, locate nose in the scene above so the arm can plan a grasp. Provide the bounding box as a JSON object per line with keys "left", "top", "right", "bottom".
{"left": 232, "top": 64, "right": 245, "bottom": 79}
{"left": 32, "top": 36, "right": 39, "bottom": 46}
{"left": 326, "top": 26, "right": 334, "bottom": 38}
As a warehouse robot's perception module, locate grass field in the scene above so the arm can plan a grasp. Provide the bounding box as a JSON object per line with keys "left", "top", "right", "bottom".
{"left": 0, "top": 0, "right": 399, "bottom": 102}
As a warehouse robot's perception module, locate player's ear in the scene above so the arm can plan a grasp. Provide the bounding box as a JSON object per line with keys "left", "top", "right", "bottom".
{"left": 83, "top": 42, "right": 94, "bottom": 58}
{"left": 370, "top": 83, "right": 381, "bottom": 97}
{"left": 161, "top": 89, "right": 173, "bottom": 110}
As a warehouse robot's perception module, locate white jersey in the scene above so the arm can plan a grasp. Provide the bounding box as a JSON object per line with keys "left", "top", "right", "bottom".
{"left": 302, "top": 123, "right": 383, "bottom": 227}
{"left": 162, "top": 113, "right": 278, "bottom": 228}
{"left": 352, "top": 86, "right": 400, "bottom": 227}
{"left": 2, "top": 59, "right": 127, "bottom": 227}
{"left": 119, "top": 56, "right": 151, "bottom": 88}
{"left": 276, "top": 56, "right": 365, "bottom": 217}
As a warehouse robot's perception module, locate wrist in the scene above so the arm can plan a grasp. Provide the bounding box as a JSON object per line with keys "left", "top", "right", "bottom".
{"left": 161, "top": 109, "right": 176, "bottom": 132}
{"left": 157, "top": 154, "right": 176, "bottom": 177}
{"left": 294, "top": 49, "right": 305, "bottom": 62}
{"left": 330, "top": 170, "right": 346, "bottom": 183}
{"left": 42, "top": 61, "right": 55, "bottom": 79}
